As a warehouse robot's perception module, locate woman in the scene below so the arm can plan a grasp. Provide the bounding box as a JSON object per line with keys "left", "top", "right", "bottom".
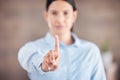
{"left": 18, "top": 0, "right": 106, "bottom": 80}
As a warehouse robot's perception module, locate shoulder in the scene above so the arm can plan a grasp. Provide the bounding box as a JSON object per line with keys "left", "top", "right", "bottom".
{"left": 23, "top": 37, "right": 45, "bottom": 47}
{"left": 78, "top": 38, "right": 100, "bottom": 51}
{"left": 78, "top": 39, "right": 101, "bottom": 58}
{"left": 72, "top": 33, "right": 99, "bottom": 51}
{"left": 19, "top": 37, "right": 47, "bottom": 53}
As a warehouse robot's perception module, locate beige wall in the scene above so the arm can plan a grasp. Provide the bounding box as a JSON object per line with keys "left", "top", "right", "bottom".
{"left": 0, "top": 0, "right": 120, "bottom": 80}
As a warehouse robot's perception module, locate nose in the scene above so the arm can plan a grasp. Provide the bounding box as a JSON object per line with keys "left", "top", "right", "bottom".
{"left": 56, "top": 14, "right": 65, "bottom": 24}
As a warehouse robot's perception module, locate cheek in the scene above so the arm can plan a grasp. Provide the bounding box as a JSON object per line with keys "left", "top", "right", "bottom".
{"left": 47, "top": 17, "right": 54, "bottom": 28}
{"left": 66, "top": 18, "right": 74, "bottom": 28}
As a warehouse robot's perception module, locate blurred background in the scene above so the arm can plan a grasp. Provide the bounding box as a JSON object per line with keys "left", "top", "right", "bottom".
{"left": 0, "top": 0, "right": 120, "bottom": 80}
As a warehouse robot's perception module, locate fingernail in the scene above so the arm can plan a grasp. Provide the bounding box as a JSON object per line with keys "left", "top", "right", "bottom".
{"left": 48, "top": 67, "right": 51, "bottom": 71}
{"left": 53, "top": 60, "right": 56, "bottom": 65}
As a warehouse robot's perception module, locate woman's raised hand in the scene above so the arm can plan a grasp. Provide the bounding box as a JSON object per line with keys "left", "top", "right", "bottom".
{"left": 41, "top": 35, "right": 60, "bottom": 72}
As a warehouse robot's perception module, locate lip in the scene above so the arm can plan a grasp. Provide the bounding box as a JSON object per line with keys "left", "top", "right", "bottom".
{"left": 56, "top": 25, "right": 64, "bottom": 30}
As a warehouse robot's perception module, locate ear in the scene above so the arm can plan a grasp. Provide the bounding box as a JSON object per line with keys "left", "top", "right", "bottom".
{"left": 73, "top": 11, "right": 78, "bottom": 23}
{"left": 43, "top": 11, "right": 48, "bottom": 22}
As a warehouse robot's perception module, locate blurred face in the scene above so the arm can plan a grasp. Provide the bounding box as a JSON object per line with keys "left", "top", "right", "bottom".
{"left": 44, "top": 0, "right": 77, "bottom": 35}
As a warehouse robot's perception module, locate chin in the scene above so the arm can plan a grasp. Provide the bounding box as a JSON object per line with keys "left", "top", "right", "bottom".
{"left": 56, "top": 30, "right": 68, "bottom": 35}
{"left": 51, "top": 29, "right": 69, "bottom": 35}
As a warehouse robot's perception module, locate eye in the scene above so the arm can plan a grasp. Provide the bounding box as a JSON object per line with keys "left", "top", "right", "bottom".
{"left": 64, "top": 11, "right": 68, "bottom": 15}
{"left": 51, "top": 11, "right": 58, "bottom": 16}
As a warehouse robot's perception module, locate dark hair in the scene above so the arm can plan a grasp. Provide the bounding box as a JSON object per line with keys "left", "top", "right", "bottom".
{"left": 46, "top": 0, "right": 77, "bottom": 11}
{"left": 46, "top": 0, "right": 77, "bottom": 32}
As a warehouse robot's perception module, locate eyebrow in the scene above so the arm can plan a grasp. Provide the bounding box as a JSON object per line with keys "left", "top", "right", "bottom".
{"left": 50, "top": 10, "right": 71, "bottom": 12}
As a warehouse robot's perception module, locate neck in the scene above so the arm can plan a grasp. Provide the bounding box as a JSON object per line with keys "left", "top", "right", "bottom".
{"left": 50, "top": 32, "right": 74, "bottom": 45}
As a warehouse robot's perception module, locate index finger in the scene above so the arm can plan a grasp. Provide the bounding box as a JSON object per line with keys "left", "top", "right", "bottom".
{"left": 55, "top": 35, "right": 59, "bottom": 53}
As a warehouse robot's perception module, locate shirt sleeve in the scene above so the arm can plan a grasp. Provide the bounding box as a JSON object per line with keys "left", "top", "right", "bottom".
{"left": 90, "top": 44, "right": 106, "bottom": 80}
{"left": 18, "top": 42, "right": 46, "bottom": 75}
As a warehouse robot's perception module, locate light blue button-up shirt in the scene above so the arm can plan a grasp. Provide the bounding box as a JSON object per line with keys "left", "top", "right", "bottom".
{"left": 18, "top": 32, "right": 106, "bottom": 80}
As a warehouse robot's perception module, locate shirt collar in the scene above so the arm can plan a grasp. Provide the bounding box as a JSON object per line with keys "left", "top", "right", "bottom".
{"left": 44, "top": 32, "right": 81, "bottom": 47}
